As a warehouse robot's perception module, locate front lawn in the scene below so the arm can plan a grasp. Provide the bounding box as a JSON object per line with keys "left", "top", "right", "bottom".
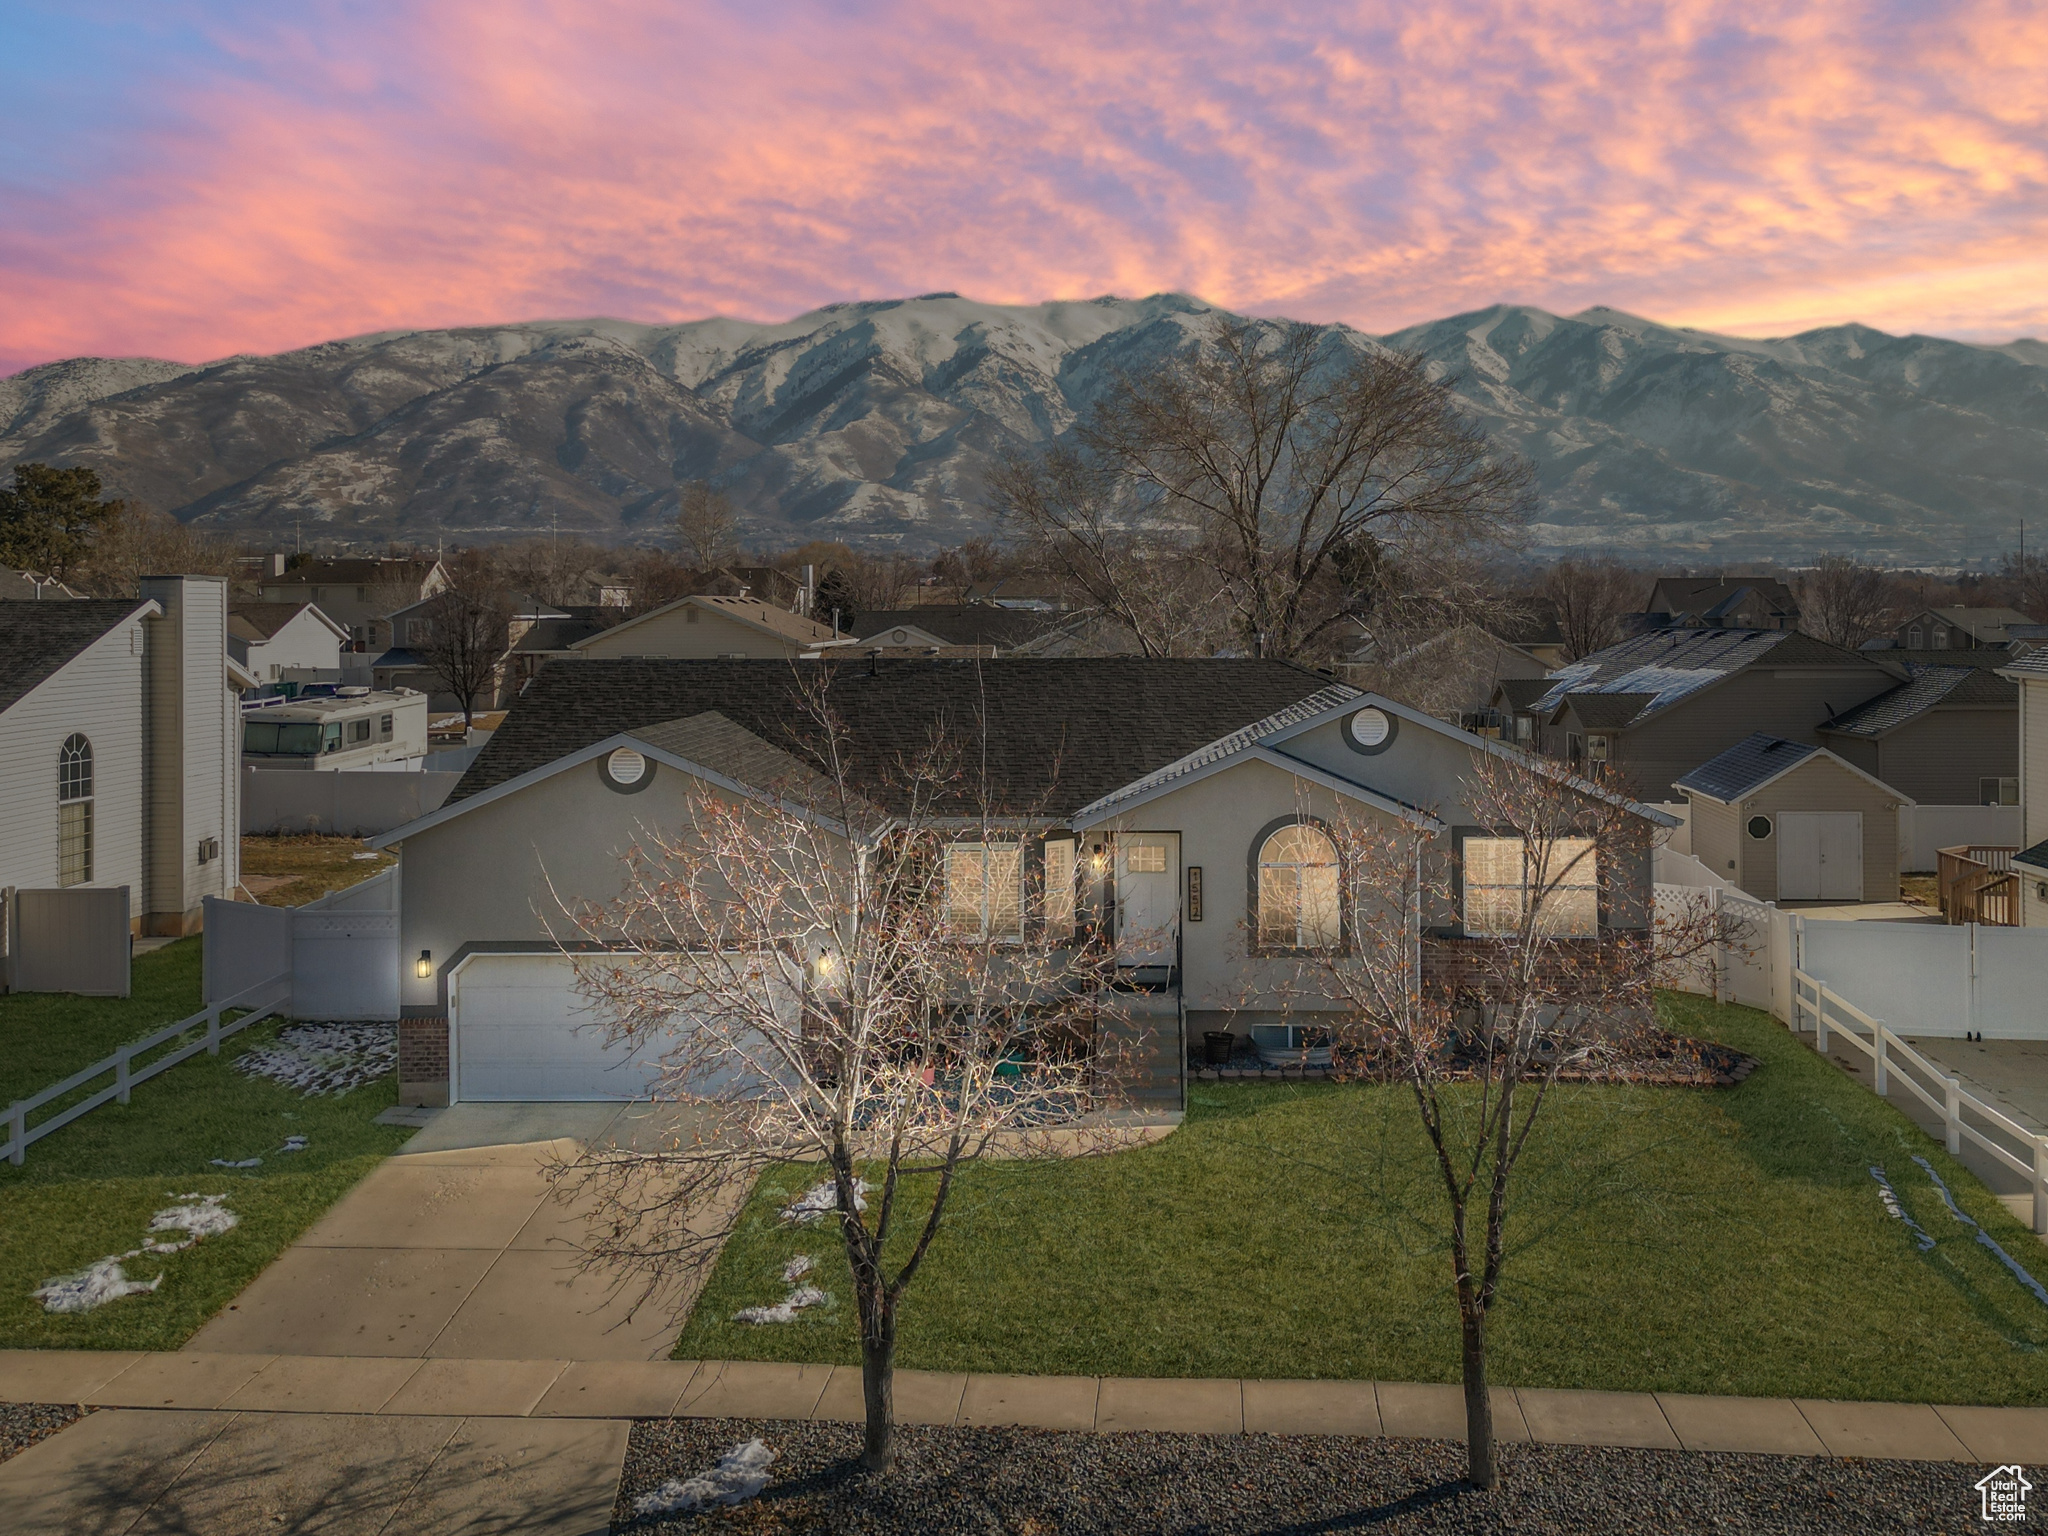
{"left": 0, "top": 983, "right": 410, "bottom": 1350}
{"left": 0, "top": 938, "right": 207, "bottom": 1107}
{"left": 676, "top": 994, "right": 2048, "bottom": 1405}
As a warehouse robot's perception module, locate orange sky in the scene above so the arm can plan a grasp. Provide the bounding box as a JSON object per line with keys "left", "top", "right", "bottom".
{"left": 2, "top": 0, "right": 2045, "bottom": 375}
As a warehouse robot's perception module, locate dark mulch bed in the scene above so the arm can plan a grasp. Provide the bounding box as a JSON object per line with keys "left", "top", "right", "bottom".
{"left": 616, "top": 1418, "right": 1989, "bottom": 1534}
{"left": 1, "top": 1401, "right": 89, "bottom": 1466}
{"left": 1196, "top": 1028, "right": 1759, "bottom": 1089}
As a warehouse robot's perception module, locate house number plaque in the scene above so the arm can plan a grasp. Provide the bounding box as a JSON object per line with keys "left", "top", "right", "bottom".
{"left": 1187, "top": 865, "right": 1204, "bottom": 921}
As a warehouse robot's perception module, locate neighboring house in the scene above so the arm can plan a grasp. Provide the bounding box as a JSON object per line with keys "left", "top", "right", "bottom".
{"left": 1893, "top": 607, "right": 2034, "bottom": 652}
{"left": 1632, "top": 576, "right": 1801, "bottom": 634}
{"left": 1497, "top": 629, "right": 1900, "bottom": 796}
{"left": 960, "top": 577, "right": 1066, "bottom": 610}
{"left": 0, "top": 579, "right": 247, "bottom": 940}
{"left": 241, "top": 688, "right": 431, "bottom": 770}
{"left": 567, "top": 595, "right": 846, "bottom": 660}
{"left": 371, "top": 593, "right": 565, "bottom": 713}
{"left": 1339, "top": 622, "right": 1552, "bottom": 729}
{"left": 1996, "top": 650, "right": 2048, "bottom": 926}
{"left": 1676, "top": 734, "right": 1908, "bottom": 903}
{"left": 368, "top": 658, "right": 1670, "bottom": 1106}
{"left": 0, "top": 567, "right": 84, "bottom": 601}
{"left": 1819, "top": 667, "right": 2019, "bottom": 806}
{"left": 227, "top": 602, "right": 349, "bottom": 683}
{"left": 850, "top": 607, "right": 1073, "bottom": 655}
{"left": 257, "top": 558, "right": 449, "bottom": 650}
{"left": 508, "top": 609, "right": 615, "bottom": 689}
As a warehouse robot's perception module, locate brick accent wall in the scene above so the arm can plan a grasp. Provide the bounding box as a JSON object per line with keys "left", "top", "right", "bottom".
{"left": 398, "top": 1016, "right": 450, "bottom": 1107}
{"left": 1420, "top": 933, "right": 1649, "bottom": 1000}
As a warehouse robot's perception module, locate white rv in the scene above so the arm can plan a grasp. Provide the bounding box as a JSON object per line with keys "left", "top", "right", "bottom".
{"left": 241, "top": 688, "right": 430, "bottom": 771}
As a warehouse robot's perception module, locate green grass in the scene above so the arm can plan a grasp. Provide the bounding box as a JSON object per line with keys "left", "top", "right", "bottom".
{"left": 0, "top": 938, "right": 207, "bottom": 1106}
{"left": 0, "top": 994, "right": 411, "bottom": 1351}
{"left": 676, "top": 994, "right": 2048, "bottom": 1405}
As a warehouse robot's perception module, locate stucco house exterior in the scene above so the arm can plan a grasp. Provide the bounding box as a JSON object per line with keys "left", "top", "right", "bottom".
{"left": 1675, "top": 734, "right": 1908, "bottom": 903}
{"left": 369, "top": 658, "right": 1673, "bottom": 1106}
{"left": 0, "top": 577, "right": 248, "bottom": 943}
{"left": 566, "top": 595, "right": 846, "bottom": 661}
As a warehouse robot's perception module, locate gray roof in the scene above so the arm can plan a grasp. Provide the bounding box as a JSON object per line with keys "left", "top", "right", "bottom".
{"left": 2000, "top": 647, "right": 2048, "bottom": 679}
{"left": 632, "top": 711, "right": 851, "bottom": 812}
{"left": 851, "top": 607, "right": 1065, "bottom": 650}
{"left": 1821, "top": 667, "right": 2016, "bottom": 739}
{"left": 2016, "top": 838, "right": 2048, "bottom": 874}
{"left": 1069, "top": 685, "right": 1361, "bottom": 820}
{"left": 1557, "top": 692, "right": 1659, "bottom": 729}
{"left": 1673, "top": 734, "right": 1821, "bottom": 802}
{"left": 0, "top": 599, "right": 153, "bottom": 715}
{"left": 1528, "top": 629, "right": 1871, "bottom": 728}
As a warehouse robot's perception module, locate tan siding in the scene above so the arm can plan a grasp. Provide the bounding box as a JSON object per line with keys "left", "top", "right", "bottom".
{"left": 1688, "top": 797, "right": 1738, "bottom": 881}
{"left": 1735, "top": 756, "right": 1903, "bottom": 903}
{"left": 575, "top": 607, "right": 806, "bottom": 659}
{"left": 1862, "top": 708, "right": 2016, "bottom": 804}
{"left": 0, "top": 618, "right": 149, "bottom": 905}
{"left": 2025, "top": 680, "right": 2048, "bottom": 848}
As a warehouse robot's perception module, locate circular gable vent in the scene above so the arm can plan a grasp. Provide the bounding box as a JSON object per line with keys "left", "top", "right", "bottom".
{"left": 1346, "top": 706, "right": 1396, "bottom": 755}
{"left": 604, "top": 747, "right": 650, "bottom": 791}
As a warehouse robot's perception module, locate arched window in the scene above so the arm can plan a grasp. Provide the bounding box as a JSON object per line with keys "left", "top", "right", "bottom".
{"left": 1256, "top": 823, "right": 1341, "bottom": 950}
{"left": 57, "top": 734, "right": 93, "bottom": 887}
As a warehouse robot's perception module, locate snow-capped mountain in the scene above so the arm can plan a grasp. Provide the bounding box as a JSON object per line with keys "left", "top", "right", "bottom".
{"left": 4, "top": 294, "right": 2044, "bottom": 563}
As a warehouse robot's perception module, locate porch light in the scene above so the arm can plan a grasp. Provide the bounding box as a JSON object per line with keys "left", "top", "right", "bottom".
{"left": 817, "top": 950, "right": 836, "bottom": 976}
{"left": 416, "top": 949, "right": 432, "bottom": 979}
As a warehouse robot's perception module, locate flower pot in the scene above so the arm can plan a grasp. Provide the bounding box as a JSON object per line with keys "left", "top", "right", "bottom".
{"left": 1202, "top": 1030, "right": 1236, "bottom": 1065}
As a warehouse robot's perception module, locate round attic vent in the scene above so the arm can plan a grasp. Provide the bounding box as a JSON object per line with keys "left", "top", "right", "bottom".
{"left": 606, "top": 747, "right": 648, "bottom": 786}
{"left": 891, "top": 629, "right": 908, "bottom": 644}
{"left": 1346, "top": 706, "right": 1396, "bottom": 755}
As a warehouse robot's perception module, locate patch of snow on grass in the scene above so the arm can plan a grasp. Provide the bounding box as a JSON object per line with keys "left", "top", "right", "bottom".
{"left": 236, "top": 1023, "right": 396, "bottom": 1096}
{"left": 780, "top": 1178, "right": 867, "bottom": 1225}
{"left": 782, "top": 1254, "right": 814, "bottom": 1283}
{"left": 632, "top": 1439, "right": 776, "bottom": 1516}
{"left": 733, "top": 1285, "right": 827, "bottom": 1325}
{"left": 32, "top": 1194, "right": 237, "bottom": 1313}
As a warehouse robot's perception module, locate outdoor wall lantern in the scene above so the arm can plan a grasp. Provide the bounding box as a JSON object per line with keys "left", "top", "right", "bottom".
{"left": 416, "top": 949, "right": 432, "bottom": 978}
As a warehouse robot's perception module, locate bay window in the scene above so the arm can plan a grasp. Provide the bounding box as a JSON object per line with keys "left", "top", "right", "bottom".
{"left": 1462, "top": 835, "right": 1598, "bottom": 937}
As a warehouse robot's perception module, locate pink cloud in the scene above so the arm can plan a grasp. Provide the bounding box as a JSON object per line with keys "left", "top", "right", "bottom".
{"left": 2, "top": 0, "right": 2045, "bottom": 376}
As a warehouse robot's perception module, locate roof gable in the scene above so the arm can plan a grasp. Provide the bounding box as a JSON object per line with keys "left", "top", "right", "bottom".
{"left": 0, "top": 599, "right": 157, "bottom": 715}
{"left": 1674, "top": 731, "right": 1909, "bottom": 805}
{"left": 570, "top": 594, "right": 839, "bottom": 652}
{"left": 1821, "top": 667, "right": 2015, "bottom": 739}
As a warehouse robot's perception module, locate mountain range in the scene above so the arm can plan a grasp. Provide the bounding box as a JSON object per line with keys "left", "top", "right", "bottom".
{"left": 4, "top": 294, "right": 2046, "bottom": 564}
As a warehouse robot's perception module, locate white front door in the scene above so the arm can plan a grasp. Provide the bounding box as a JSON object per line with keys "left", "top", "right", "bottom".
{"left": 1778, "top": 812, "right": 1863, "bottom": 901}
{"left": 1115, "top": 834, "right": 1180, "bottom": 967}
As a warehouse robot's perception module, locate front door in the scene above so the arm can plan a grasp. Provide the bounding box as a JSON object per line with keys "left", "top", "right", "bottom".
{"left": 1778, "top": 812, "right": 1862, "bottom": 901}
{"left": 1115, "top": 834, "right": 1180, "bottom": 967}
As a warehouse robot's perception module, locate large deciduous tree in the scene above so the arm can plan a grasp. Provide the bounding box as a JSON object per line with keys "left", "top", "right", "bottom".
{"left": 1798, "top": 555, "right": 1898, "bottom": 648}
{"left": 0, "top": 463, "right": 127, "bottom": 580}
{"left": 992, "top": 318, "right": 1532, "bottom": 661}
{"left": 1542, "top": 558, "right": 1645, "bottom": 661}
{"left": 677, "top": 481, "right": 740, "bottom": 571}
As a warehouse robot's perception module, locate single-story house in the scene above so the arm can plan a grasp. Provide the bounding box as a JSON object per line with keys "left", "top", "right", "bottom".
{"left": 369, "top": 658, "right": 1673, "bottom": 1106}
{"left": 1675, "top": 733, "right": 1910, "bottom": 904}
{"left": 0, "top": 577, "right": 248, "bottom": 948}
{"left": 228, "top": 601, "right": 349, "bottom": 683}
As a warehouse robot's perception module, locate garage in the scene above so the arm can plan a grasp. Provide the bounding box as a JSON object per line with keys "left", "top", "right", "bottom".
{"left": 450, "top": 952, "right": 672, "bottom": 1102}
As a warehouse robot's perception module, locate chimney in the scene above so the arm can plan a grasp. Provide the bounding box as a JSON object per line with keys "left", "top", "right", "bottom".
{"left": 801, "top": 563, "right": 816, "bottom": 616}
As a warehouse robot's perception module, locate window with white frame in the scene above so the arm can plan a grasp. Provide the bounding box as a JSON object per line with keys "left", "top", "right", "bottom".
{"left": 57, "top": 733, "right": 93, "bottom": 887}
{"left": 1462, "top": 834, "right": 1598, "bottom": 937}
{"left": 1982, "top": 777, "right": 2020, "bottom": 807}
{"left": 1256, "top": 823, "right": 1341, "bottom": 950}
{"left": 944, "top": 841, "right": 1023, "bottom": 939}
{"left": 1042, "top": 837, "right": 1077, "bottom": 938}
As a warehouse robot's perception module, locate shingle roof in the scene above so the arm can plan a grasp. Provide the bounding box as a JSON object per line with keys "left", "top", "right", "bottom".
{"left": 1495, "top": 677, "right": 1552, "bottom": 711}
{"left": 452, "top": 658, "right": 1340, "bottom": 817}
{"left": 0, "top": 599, "right": 153, "bottom": 715}
{"left": 1821, "top": 667, "right": 2016, "bottom": 739}
{"left": 1673, "top": 733, "right": 1821, "bottom": 802}
{"left": 2016, "top": 838, "right": 2048, "bottom": 874}
{"left": 229, "top": 601, "right": 327, "bottom": 641}
{"left": 0, "top": 567, "right": 84, "bottom": 601}
{"left": 513, "top": 616, "right": 612, "bottom": 652}
{"left": 571, "top": 595, "right": 839, "bottom": 651}
{"left": 261, "top": 558, "right": 438, "bottom": 587}
{"left": 1556, "top": 692, "right": 1659, "bottom": 729}
{"left": 633, "top": 711, "right": 851, "bottom": 812}
{"left": 1527, "top": 629, "right": 1870, "bottom": 724}
{"left": 851, "top": 607, "right": 1064, "bottom": 650}
{"left": 2000, "top": 647, "right": 2048, "bottom": 679}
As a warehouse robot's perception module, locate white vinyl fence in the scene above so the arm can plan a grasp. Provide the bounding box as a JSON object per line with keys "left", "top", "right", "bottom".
{"left": 202, "top": 868, "right": 399, "bottom": 1022}
{"left": 242, "top": 766, "right": 460, "bottom": 836}
{"left": 1655, "top": 844, "right": 2048, "bottom": 1230}
{"left": 4, "top": 971, "right": 290, "bottom": 1165}
{"left": 1899, "top": 804, "right": 2023, "bottom": 873}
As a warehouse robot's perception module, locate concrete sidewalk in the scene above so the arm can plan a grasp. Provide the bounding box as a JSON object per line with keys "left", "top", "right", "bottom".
{"left": 5, "top": 1350, "right": 2045, "bottom": 1463}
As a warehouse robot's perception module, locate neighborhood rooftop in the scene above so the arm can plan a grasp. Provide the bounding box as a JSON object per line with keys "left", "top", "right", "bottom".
{"left": 0, "top": 598, "right": 152, "bottom": 715}
{"left": 454, "top": 657, "right": 1345, "bottom": 816}
{"left": 1530, "top": 629, "right": 1869, "bottom": 726}
{"left": 1821, "top": 666, "right": 2016, "bottom": 739}
{"left": 1672, "top": 733, "right": 1821, "bottom": 802}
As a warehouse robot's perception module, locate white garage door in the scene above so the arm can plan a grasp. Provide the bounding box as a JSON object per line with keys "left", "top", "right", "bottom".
{"left": 452, "top": 953, "right": 671, "bottom": 1102}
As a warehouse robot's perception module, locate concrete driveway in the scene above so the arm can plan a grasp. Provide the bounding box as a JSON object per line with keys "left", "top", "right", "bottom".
{"left": 188, "top": 1103, "right": 723, "bottom": 1362}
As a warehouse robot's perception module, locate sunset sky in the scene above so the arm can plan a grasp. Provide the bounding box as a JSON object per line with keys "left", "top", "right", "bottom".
{"left": 3, "top": 0, "right": 2045, "bottom": 377}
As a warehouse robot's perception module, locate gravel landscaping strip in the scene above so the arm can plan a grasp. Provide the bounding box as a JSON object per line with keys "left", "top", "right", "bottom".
{"left": 1, "top": 1401, "right": 89, "bottom": 1466}
{"left": 617, "top": 1418, "right": 1996, "bottom": 1534}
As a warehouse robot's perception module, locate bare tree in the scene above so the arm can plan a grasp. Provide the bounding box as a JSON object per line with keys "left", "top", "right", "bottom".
{"left": 499, "top": 536, "right": 614, "bottom": 608}
{"left": 1542, "top": 559, "right": 1644, "bottom": 661}
{"left": 70, "top": 502, "right": 243, "bottom": 597}
{"left": 1292, "top": 748, "right": 1733, "bottom": 1489}
{"left": 677, "top": 481, "right": 740, "bottom": 571}
{"left": 1798, "top": 555, "right": 1898, "bottom": 647}
{"left": 993, "top": 318, "right": 1531, "bottom": 662}
{"left": 415, "top": 585, "right": 512, "bottom": 728}
{"left": 551, "top": 686, "right": 1136, "bottom": 1472}
{"left": 1996, "top": 549, "right": 2048, "bottom": 622}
